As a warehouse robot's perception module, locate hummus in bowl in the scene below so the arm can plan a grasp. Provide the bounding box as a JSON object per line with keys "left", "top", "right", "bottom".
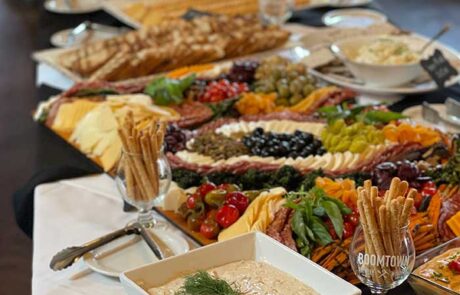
{"left": 330, "top": 35, "right": 424, "bottom": 87}
{"left": 149, "top": 260, "right": 319, "bottom": 294}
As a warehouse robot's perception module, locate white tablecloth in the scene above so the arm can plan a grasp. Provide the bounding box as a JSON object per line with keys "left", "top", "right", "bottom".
{"left": 32, "top": 174, "right": 170, "bottom": 295}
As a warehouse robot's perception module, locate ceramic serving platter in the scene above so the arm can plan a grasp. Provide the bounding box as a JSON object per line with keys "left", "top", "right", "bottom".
{"left": 120, "top": 232, "right": 362, "bottom": 295}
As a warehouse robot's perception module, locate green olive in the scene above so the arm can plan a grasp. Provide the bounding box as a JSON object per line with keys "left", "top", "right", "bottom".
{"left": 204, "top": 189, "right": 227, "bottom": 208}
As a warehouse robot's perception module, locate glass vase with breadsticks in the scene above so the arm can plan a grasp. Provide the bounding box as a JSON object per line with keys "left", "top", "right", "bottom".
{"left": 115, "top": 111, "right": 172, "bottom": 228}
{"left": 349, "top": 177, "right": 416, "bottom": 294}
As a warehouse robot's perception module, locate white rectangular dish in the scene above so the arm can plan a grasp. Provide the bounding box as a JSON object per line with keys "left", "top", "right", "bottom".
{"left": 120, "top": 231, "right": 361, "bottom": 295}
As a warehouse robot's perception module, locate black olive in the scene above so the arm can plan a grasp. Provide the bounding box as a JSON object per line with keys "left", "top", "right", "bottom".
{"left": 261, "top": 150, "right": 270, "bottom": 157}
{"left": 294, "top": 130, "right": 303, "bottom": 137}
{"left": 253, "top": 127, "right": 264, "bottom": 136}
{"left": 312, "top": 139, "right": 322, "bottom": 149}
{"left": 301, "top": 133, "right": 313, "bottom": 143}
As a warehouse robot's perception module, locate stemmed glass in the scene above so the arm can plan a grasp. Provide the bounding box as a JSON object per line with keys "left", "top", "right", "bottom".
{"left": 349, "top": 224, "right": 416, "bottom": 294}
{"left": 115, "top": 149, "right": 171, "bottom": 229}
{"left": 259, "top": 0, "right": 295, "bottom": 25}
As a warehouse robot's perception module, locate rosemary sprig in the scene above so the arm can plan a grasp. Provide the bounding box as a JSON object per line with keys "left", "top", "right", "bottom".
{"left": 175, "top": 271, "right": 241, "bottom": 295}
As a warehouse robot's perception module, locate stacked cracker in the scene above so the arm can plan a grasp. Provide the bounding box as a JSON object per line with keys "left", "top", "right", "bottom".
{"left": 58, "top": 15, "right": 290, "bottom": 82}
{"left": 357, "top": 177, "right": 415, "bottom": 285}
{"left": 118, "top": 112, "right": 166, "bottom": 202}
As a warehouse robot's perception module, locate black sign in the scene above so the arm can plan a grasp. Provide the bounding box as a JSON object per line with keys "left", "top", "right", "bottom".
{"left": 420, "top": 49, "right": 459, "bottom": 88}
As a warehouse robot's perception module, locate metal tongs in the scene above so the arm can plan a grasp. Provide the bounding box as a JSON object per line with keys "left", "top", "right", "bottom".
{"left": 422, "top": 98, "right": 460, "bottom": 127}
{"left": 50, "top": 222, "right": 164, "bottom": 271}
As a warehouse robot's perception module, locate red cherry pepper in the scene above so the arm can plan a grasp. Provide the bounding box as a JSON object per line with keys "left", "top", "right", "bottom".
{"left": 421, "top": 181, "right": 437, "bottom": 197}
{"left": 215, "top": 204, "right": 240, "bottom": 228}
{"left": 199, "top": 218, "right": 221, "bottom": 239}
{"left": 197, "top": 182, "right": 216, "bottom": 197}
{"left": 186, "top": 193, "right": 201, "bottom": 209}
{"left": 225, "top": 192, "right": 250, "bottom": 214}
{"left": 449, "top": 259, "right": 460, "bottom": 273}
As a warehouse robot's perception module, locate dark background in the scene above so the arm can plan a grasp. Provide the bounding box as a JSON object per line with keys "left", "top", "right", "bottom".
{"left": 0, "top": 0, "right": 459, "bottom": 294}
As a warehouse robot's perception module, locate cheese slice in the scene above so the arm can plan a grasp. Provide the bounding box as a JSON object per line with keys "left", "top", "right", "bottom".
{"left": 161, "top": 182, "right": 188, "bottom": 212}
{"left": 52, "top": 100, "right": 99, "bottom": 133}
{"left": 71, "top": 104, "right": 120, "bottom": 171}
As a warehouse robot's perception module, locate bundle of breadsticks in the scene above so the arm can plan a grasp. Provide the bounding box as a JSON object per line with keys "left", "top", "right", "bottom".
{"left": 118, "top": 112, "right": 166, "bottom": 203}
{"left": 357, "top": 177, "right": 415, "bottom": 285}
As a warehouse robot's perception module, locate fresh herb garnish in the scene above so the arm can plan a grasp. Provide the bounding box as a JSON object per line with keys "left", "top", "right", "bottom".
{"left": 317, "top": 103, "right": 405, "bottom": 125}
{"left": 175, "top": 271, "right": 241, "bottom": 295}
{"left": 144, "top": 74, "right": 196, "bottom": 106}
{"left": 428, "top": 137, "right": 460, "bottom": 185}
{"left": 285, "top": 187, "right": 351, "bottom": 258}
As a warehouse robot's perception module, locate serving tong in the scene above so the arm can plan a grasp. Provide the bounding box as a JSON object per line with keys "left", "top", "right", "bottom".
{"left": 422, "top": 98, "right": 460, "bottom": 127}
{"left": 50, "top": 222, "right": 164, "bottom": 271}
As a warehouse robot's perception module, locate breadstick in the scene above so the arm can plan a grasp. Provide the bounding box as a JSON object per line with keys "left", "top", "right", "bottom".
{"left": 358, "top": 197, "right": 382, "bottom": 284}
{"left": 379, "top": 205, "right": 394, "bottom": 256}
{"left": 400, "top": 197, "right": 414, "bottom": 228}
{"left": 398, "top": 181, "right": 409, "bottom": 197}
{"left": 362, "top": 189, "right": 391, "bottom": 283}
{"left": 119, "top": 127, "right": 149, "bottom": 201}
{"left": 388, "top": 177, "right": 401, "bottom": 201}
{"left": 390, "top": 199, "right": 401, "bottom": 253}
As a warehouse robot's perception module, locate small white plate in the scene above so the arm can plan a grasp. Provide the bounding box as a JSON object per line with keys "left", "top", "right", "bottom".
{"left": 44, "top": 0, "right": 101, "bottom": 14}
{"left": 83, "top": 229, "right": 189, "bottom": 277}
{"left": 323, "top": 9, "right": 387, "bottom": 28}
{"left": 50, "top": 26, "right": 124, "bottom": 48}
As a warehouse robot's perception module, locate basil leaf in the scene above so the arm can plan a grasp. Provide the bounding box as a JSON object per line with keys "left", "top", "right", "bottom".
{"left": 291, "top": 210, "right": 309, "bottom": 246}
{"left": 313, "top": 206, "right": 326, "bottom": 217}
{"left": 363, "top": 110, "right": 406, "bottom": 124}
{"left": 144, "top": 74, "right": 195, "bottom": 106}
{"left": 311, "top": 216, "right": 333, "bottom": 246}
{"left": 321, "top": 200, "right": 344, "bottom": 239}
{"left": 324, "top": 196, "right": 352, "bottom": 215}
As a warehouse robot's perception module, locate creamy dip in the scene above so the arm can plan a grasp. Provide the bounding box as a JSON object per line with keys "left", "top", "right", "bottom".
{"left": 413, "top": 248, "right": 460, "bottom": 292}
{"left": 148, "top": 260, "right": 319, "bottom": 295}
{"left": 353, "top": 38, "right": 419, "bottom": 65}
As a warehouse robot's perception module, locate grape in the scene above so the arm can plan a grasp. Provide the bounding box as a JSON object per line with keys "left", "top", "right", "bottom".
{"left": 397, "top": 160, "right": 420, "bottom": 181}
{"left": 372, "top": 162, "right": 398, "bottom": 189}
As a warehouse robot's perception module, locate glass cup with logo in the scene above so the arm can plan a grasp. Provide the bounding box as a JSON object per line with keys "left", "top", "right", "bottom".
{"left": 349, "top": 224, "right": 416, "bottom": 294}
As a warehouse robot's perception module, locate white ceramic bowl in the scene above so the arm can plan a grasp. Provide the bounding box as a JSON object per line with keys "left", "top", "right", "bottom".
{"left": 120, "top": 232, "right": 362, "bottom": 295}
{"left": 330, "top": 36, "right": 424, "bottom": 87}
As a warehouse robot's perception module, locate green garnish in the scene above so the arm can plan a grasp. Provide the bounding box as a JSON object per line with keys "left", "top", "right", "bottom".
{"left": 144, "top": 74, "right": 196, "bottom": 106}
{"left": 285, "top": 187, "right": 351, "bottom": 258}
{"left": 175, "top": 271, "right": 241, "bottom": 295}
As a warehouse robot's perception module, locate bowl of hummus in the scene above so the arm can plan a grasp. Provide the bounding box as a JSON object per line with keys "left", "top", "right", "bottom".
{"left": 120, "top": 231, "right": 361, "bottom": 295}
{"left": 330, "top": 35, "right": 424, "bottom": 87}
